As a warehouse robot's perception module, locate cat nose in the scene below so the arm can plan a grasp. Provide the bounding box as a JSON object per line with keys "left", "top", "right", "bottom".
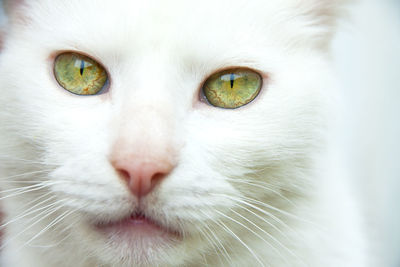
{"left": 112, "top": 157, "right": 174, "bottom": 198}
{"left": 109, "top": 105, "right": 178, "bottom": 198}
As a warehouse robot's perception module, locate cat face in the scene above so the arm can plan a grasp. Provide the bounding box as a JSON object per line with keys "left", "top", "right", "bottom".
{"left": 0, "top": 0, "right": 343, "bottom": 266}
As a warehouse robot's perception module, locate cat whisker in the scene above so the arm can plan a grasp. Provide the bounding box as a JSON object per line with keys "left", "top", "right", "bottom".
{"left": 241, "top": 195, "right": 321, "bottom": 229}
{"left": 236, "top": 195, "right": 330, "bottom": 252}
{"left": 209, "top": 192, "right": 301, "bottom": 234}
{"left": 214, "top": 217, "right": 267, "bottom": 267}
{"left": 24, "top": 208, "right": 78, "bottom": 247}
{"left": 0, "top": 180, "right": 48, "bottom": 184}
{"left": 14, "top": 191, "right": 55, "bottom": 211}
{"left": 228, "top": 208, "right": 307, "bottom": 266}
{"left": 0, "top": 169, "right": 53, "bottom": 180}
{"left": 230, "top": 209, "right": 287, "bottom": 259}
{"left": 0, "top": 181, "right": 64, "bottom": 200}
{"left": 0, "top": 201, "right": 67, "bottom": 250}
{"left": 225, "top": 177, "right": 298, "bottom": 207}
{"left": 235, "top": 196, "right": 301, "bottom": 238}
{"left": 0, "top": 195, "right": 57, "bottom": 229}
{"left": 12, "top": 197, "right": 87, "bottom": 251}
{"left": 215, "top": 209, "right": 286, "bottom": 264}
{"left": 194, "top": 225, "right": 224, "bottom": 265}
{"left": 30, "top": 212, "right": 83, "bottom": 249}
{"left": 0, "top": 155, "right": 56, "bottom": 166}
{"left": 200, "top": 253, "right": 208, "bottom": 266}
{"left": 197, "top": 207, "right": 267, "bottom": 267}
{"left": 211, "top": 192, "right": 318, "bottom": 230}
{"left": 0, "top": 181, "right": 57, "bottom": 195}
{"left": 194, "top": 211, "right": 234, "bottom": 265}
{"left": 233, "top": 200, "right": 291, "bottom": 238}
{"left": 52, "top": 210, "right": 81, "bottom": 232}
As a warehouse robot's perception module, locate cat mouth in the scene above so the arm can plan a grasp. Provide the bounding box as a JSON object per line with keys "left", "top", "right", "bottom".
{"left": 93, "top": 210, "right": 182, "bottom": 248}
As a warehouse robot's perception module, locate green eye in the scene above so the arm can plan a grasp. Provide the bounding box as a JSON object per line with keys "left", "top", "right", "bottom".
{"left": 202, "top": 68, "right": 262, "bottom": 109}
{"left": 54, "top": 52, "right": 108, "bottom": 95}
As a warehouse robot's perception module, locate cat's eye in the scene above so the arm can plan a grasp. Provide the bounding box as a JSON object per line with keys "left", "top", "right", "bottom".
{"left": 54, "top": 52, "right": 108, "bottom": 95}
{"left": 202, "top": 68, "right": 262, "bottom": 109}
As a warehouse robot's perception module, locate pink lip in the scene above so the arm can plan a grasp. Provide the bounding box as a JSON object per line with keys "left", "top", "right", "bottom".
{"left": 94, "top": 213, "right": 181, "bottom": 243}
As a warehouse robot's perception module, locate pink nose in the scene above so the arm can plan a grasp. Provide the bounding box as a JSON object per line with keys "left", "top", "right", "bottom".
{"left": 112, "top": 158, "right": 174, "bottom": 198}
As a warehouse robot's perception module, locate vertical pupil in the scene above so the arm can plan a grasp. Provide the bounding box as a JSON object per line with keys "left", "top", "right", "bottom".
{"left": 230, "top": 73, "right": 235, "bottom": 88}
{"left": 80, "top": 60, "right": 85, "bottom": 75}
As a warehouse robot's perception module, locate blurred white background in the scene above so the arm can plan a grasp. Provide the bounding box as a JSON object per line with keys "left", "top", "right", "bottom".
{"left": 333, "top": 1, "right": 400, "bottom": 266}
{"left": 0, "top": 0, "right": 399, "bottom": 266}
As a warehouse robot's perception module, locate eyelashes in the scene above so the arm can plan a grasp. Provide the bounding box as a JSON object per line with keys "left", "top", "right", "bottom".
{"left": 53, "top": 52, "right": 264, "bottom": 108}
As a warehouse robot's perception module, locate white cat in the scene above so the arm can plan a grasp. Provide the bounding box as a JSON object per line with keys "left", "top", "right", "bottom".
{"left": 0, "top": 0, "right": 369, "bottom": 266}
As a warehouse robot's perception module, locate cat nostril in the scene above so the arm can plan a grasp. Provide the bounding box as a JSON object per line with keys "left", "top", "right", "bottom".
{"left": 151, "top": 172, "right": 165, "bottom": 187}
{"left": 117, "top": 169, "right": 130, "bottom": 182}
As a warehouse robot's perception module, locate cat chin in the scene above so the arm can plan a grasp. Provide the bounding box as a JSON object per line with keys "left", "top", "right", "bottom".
{"left": 93, "top": 231, "right": 181, "bottom": 266}
{"left": 84, "top": 225, "right": 189, "bottom": 267}
{"left": 89, "top": 239, "right": 185, "bottom": 267}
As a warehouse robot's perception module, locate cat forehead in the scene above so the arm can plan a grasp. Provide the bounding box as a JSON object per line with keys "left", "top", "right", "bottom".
{"left": 17, "top": 0, "right": 317, "bottom": 55}
{"left": 27, "top": 0, "right": 290, "bottom": 28}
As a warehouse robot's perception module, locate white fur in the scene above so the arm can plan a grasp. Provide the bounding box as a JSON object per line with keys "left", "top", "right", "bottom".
{"left": 0, "top": 0, "right": 368, "bottom": 266}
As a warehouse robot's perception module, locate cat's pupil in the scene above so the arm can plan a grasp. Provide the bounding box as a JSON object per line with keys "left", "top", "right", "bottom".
{"left": 230, "top": 73, "right": 235, "bottom": 88}
{"left": 80, "top": 60, "right": 85, "bottom": 76}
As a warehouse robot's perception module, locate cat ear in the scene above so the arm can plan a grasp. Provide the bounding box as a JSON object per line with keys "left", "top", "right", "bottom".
{"left": 305, "top": 0, "right": 350, "bottom": 24}
{"left": 2, "top": 0, "right": 29, "bottom": 24}
{"left": 0, "top": 0, "right": 27, "bottom": 50}
{"left": 298, "top": 0, "right": 351, "bottom": 49}
{"left": 3, "top": 0, "right": 24, "bottom": 14}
